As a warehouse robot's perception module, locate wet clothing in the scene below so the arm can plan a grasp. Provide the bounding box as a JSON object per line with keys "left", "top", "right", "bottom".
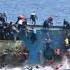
{"left": 43, "top": 37, "right": 54, "bottom": 60}
{"left": 43, "top": 47, "right": 54, "bottom": 60}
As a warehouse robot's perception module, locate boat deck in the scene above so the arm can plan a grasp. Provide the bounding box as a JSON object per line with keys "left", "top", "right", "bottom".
{"left": 0, "top": 25, "right": 67, "bottom": 64}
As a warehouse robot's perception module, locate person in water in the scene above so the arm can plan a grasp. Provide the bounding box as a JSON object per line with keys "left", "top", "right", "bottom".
{"left": 43, "top": 46, "right": 54, "bottom": 65}
{"left": 43, "top": 37, "right": 54, "bottom": 65}
{"left": 30, "top": 11, "right": 37, "bottom": 25}
{"left": 30, "top": 29, "right": 37, "bottom": 43}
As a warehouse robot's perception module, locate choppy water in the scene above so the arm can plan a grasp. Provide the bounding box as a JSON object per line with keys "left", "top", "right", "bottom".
{"left": 0, "top": 0, "right": 70, "bottom": 26}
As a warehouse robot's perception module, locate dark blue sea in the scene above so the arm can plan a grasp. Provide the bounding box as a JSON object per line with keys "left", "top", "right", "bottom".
{"left": 0, "top": 0, "right": 70, "bottom": 26}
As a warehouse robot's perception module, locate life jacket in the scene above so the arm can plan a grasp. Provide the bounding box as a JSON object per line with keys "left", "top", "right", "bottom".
{"left": 65, "top": 38, "right": 69, "bottom": 45}
{"left": 54, "top": 48, "right": 61, "bottom": 55}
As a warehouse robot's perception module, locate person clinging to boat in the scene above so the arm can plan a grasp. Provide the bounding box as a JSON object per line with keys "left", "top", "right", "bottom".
{"left": 30, "top": 11, "right": 38, "bottom": 25}
{"left": 43, "top": 35, "right": 54, "bottom": 65}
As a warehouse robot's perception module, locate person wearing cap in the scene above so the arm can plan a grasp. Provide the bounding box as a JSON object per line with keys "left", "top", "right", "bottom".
{"left": 43, "top": 45, "right": 54, "bottom": 65}
{"left": 30, "top": 11, "right": 37, "bottom": 25}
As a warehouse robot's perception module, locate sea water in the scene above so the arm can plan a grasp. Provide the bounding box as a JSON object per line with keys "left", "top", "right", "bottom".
{"left": 0, "top": 0, "right": 70, "bottom": 26}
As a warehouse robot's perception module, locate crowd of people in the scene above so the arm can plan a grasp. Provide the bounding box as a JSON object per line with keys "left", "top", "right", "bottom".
{"left": 0, "top": 12, "right": 70, "bottom": 40}
{"left": 0, "top": 12, "right": 70, "bottom": 69}
{"left": 0, "top": 11, "right": 53, "bottom": 41}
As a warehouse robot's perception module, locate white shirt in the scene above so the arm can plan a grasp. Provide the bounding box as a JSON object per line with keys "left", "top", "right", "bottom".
{"left": 18, "top": 20, "right": 23, "bottom": 25}
{"left": 31, "top": 12, "right": 36, "bottom": 15}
